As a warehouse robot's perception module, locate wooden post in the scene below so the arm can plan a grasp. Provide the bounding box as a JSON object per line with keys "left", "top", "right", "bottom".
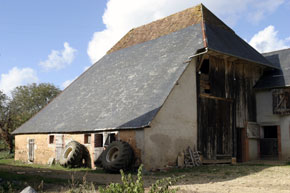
{"left": 277, "top": 126, "right": 282, "bottom": 160}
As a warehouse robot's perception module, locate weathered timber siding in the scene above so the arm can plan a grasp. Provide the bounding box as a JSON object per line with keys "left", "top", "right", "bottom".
{"left": 143, "top": 60, "right": 198, "bottom": 170}
{"left": 209, "top": 56, "right": 262, "bottom": 127}
{"left": 197, "top": 55, "right": 263, "bottom": 160}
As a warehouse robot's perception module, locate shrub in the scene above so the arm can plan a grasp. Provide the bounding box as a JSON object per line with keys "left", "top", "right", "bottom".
{"left": 98, "top": 165, "right": 183, "bottom": 193}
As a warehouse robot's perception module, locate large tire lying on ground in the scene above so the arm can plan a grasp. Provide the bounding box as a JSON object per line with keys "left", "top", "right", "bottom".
{"left": 59, "top": 141, "right": 83, "bottom": 168}
{"left": 101, "top": 141, "right": 134, "bottom": 173}
{"left": 80, "top": 145, "right": 91, "bottom": 168}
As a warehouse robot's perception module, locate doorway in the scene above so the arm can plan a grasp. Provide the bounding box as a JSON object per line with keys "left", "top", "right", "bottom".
{"left": 260, "top": 126, "right": 278, "bottom": 159}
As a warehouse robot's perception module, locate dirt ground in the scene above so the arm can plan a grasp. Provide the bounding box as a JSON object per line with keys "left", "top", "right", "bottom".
{"left": 1, "top": 161, "right": 290, "bottom": 192}
{"left": 175, "top": 162, "right": 290, "bottom": 193}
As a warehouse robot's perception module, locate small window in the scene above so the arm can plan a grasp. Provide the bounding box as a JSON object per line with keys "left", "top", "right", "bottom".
{"left": 200, "top": 59, "right": 210, "bottom": 74}
{"left": 263, "top": 126, "right": 277, "bottom": 138}
{"left": 94, "top": 134, "right": 103, "bottom": 147}
{"left": 49, "top": 135, "right": 54, "bottom": 144}
{"left": 199, "top": 59, "right": 211, "bottom": 94}
{"left": 84, "top": 134, "right": 91, "bottom": 144}
{"left": 105, "top": 133, "right": 116, "bottom": 146}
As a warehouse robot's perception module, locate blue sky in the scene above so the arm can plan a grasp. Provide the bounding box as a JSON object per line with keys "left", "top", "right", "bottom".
{"left": 0, "top": 0, "right": 290, "bottom": 96}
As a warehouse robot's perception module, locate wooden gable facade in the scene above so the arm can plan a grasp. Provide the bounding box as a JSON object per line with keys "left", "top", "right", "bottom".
{"left": 196, "top": 51, "right": 264, "bottom": 161}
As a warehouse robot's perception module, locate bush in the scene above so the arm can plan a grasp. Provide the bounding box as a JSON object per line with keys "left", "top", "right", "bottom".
{"left": 98, "top": 165, "right": 183, "bottom": 193}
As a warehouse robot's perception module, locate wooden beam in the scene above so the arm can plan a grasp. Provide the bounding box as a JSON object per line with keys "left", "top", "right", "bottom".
{"left": 199, "top": 93, "right": 233, "bottom": 102}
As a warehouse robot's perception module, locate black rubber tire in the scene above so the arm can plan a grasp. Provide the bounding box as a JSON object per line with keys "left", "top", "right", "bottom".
{"left": 59, "top": 141, "right": 83, "bottom": 168}
{"left": 80, "top": 145, "right": 91, "bottom": 168}
{"left": 101, "top": 141, "right": 134, "bottom": 173}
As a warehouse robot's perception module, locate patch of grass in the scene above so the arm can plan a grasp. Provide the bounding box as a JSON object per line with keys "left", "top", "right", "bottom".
{"left": 0, "top": 151, "right": 13, "bottom": 159}
{"left": 0, "top": 171, "right": 67, "bottom": 184}
{"left": 0, "top": 170, "right": 68, "bottom": 192}
{"left": 0, "top": 158, "right": 105, "bottom": 173}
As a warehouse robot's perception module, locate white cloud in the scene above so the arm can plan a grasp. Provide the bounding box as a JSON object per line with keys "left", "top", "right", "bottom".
{"left": 87, "top": 0, "right": 285, "bottom": 63}
{"left": 249, "top": 25, "right": 289, "bottom": 53}
{"left": 39, "top": 42, "right": 77, "bottom": 71}
{"left": 83, "top": 66, "right": 90, "bottom": 72}
{"left": 0, "top": 67, "right": 39, "bottom": 96}
{"left": 61, "top": 76, "right": 77, "bottom": 89}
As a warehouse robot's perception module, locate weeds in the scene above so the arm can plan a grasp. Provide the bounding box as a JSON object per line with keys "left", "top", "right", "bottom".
{"left": 0, "top": 181, "right": 14, "bottom": 193}
{"left": 67, "top": 173, "right": 96, "bottom": 193}
{"left": 98, "top": 165, "right": 183, "bottom": 193}
{"left": 66, "top": 165, "right": 183, "bottom": 193}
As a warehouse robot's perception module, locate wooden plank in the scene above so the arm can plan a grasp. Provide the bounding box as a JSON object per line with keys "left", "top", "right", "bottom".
{"left": 199, "top": 94, "right": 233, "bottom": 102}
{"left": 202, "top": 159, "right": 232, "bottom": 164}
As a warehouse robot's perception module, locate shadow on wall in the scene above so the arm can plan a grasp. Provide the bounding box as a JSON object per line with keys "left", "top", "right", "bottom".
{"left": 117, "top": 107, "right": 161, "bottom": 129}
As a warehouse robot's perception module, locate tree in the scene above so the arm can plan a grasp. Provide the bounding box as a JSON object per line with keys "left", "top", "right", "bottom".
{"left": 0, "top": 83, "right": 61, "bottom": 153}
{"left": 0, "top": 91, "right": 13, "bottom": 152}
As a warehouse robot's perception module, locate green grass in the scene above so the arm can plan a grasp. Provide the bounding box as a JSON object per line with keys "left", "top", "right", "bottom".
{"left": 0, "top": 150, "right": 13, "bottom": 159}
{"left": 0, "top": 158, "right": 106, "bottom": 174}
{"left": 0, "top": 158, "right": 88, "bottom": 171}
{"left": 0, "top": 170, "right": 69, "bottom": 192}
{"left": 0, "top": 170, "right": 68, "bottom": 184}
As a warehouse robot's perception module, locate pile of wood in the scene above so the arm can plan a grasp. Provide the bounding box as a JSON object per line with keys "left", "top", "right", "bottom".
{"left": 184, "top": 146, "right": 201, "bottom": 167}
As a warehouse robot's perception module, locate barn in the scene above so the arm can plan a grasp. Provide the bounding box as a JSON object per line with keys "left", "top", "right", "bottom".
{"left": 12, "top": 4, "right": 282, "bottom": 170}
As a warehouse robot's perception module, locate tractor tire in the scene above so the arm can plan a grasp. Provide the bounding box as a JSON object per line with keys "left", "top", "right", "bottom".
{"left": 80, "top": 145, "right": 92, "bottom": 168}
{"left": 59, "top": 141, "right": 83, "bottom": 168}
{"left": 101, "top": 141, "right": 134, "bottom": 173}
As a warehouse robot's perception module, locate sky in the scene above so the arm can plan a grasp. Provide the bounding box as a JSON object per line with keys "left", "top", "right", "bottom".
{"left": 0, "top": 0, "right": 290, "bottom": 96}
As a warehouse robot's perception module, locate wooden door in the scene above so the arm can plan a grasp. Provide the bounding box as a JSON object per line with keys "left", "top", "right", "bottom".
{"left": 198, "top": 96, "right": 233, "bottom": 160}
{"left": 55, "top": 134, "right": 64, "bottom": 161}
{"left": 28, "top": 139, "right": 35, "bottom": 162}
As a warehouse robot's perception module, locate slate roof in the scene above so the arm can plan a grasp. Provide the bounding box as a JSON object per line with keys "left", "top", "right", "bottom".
{"left": 13, "top": 4, "right": 275, "bottom": 134}
{"left": 255, "top": 48, "right": 290, "bottom": 89}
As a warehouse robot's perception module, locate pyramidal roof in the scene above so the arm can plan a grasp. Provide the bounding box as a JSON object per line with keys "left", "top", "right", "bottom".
{"left": 13, "top": 4, "right": 275, "bottom": 134}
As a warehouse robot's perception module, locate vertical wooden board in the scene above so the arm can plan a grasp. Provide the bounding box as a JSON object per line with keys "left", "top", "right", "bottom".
{"left": 234, "top": 62, "right": 244, "bottom": 128}
{"left": 198, "top": 96, "right": 233, "bottom": 159}
{"left": 225, "top": 60, "right": 234, "bottom": 99}
{"left": 209, "top": 56, "right": 225, "bottom": 98}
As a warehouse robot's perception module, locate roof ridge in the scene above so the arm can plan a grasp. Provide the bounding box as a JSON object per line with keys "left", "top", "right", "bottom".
{"left": 107, "top": 4, "right": 203, "bottom": 54}
{"left": 262, "top": 48, "right": 290, "bottom": 55}
{"left": 200, "top": 3, "right": 234, "bottom": 33}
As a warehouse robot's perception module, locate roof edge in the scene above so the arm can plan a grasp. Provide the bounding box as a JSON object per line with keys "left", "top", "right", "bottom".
{"left": 262, "top": 48, "right": 290, "bottom": 55}
{"left": 208, "top": 48, "right": 281, "bottom": 70}
{"left": 13, "top": 126, "right": 148, "bottom": 135}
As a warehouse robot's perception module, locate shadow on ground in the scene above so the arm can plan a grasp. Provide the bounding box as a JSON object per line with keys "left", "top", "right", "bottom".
{"left": 0, "top": 160, "right": 289, "bottom": 192}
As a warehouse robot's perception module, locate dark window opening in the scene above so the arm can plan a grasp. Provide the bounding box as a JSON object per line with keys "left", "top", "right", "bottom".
{"left": 105, "top": 133, "right": 116, "bottom": 146}
{"left": 94, "top": 134, "right": 103, "bottom": 147}
{"left": 263, "top": 126, "right": 277, "bottom": 138}
{"left": 49, "top": 135, "right": 54, "bottom": 144}
{"left": 199, "top": 59, "right": 211, "bottom": 94}
{"left": 200, "top": 59, "right": 209, "bottom": 74}
{"left": 84, "top": 134, "right": 91, "bottom": 144}
{"left": 260, "top": 126, "right": 278, "bottom": 158}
